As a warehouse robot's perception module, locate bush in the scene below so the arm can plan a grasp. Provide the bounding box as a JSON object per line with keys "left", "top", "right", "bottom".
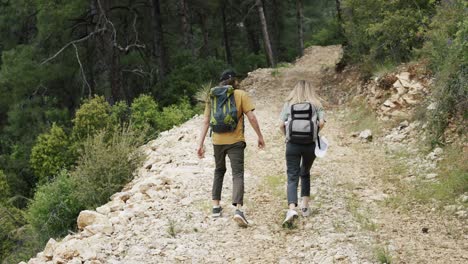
{"left": 72, "top": 127, "right": 144, "bottom": 208}
{"left": 26, "top": 170, "right": 82, "bottom": 240}
{"left": 0, "top": 204, "right": 28, "bottom": 263}
{"left": 30, "top": 124, "right": 75, "bottom": 184}
{"left": 156, "top": 98, "right": 196, "bottom": 131}
{"left": 0, "top": 170, "right": 9, "bottom": 200}
{"left": 421, "top": 0, "right": 467, "bottom": 143}
{"left": 111, "top": 100, "right": 131, "bottom": 126}
{"left": 342, "top": 0, "right": 436, "bottom": 65}
{"left": 0, "top": 224, "right": 42, "bottom": 264}
{"left": 233, "top": 53, "right": 267, "bottom": 76}
{"left": 307, "top": 18, "right": 345, "bottom": 46}
{"left": 72, "top": 96, "right": 112, "bottom": 140}
{"left": 159, "top": 56, "right": 228, "bottom": 105}
{"left": 130, "top": 94, "right": 159, "bottom": 133}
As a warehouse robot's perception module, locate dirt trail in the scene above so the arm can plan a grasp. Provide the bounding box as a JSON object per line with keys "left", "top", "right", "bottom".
{"left": 103, "top": 45, "right": 380, "bottom": 264}
{"left": 26, "top": 45, "right": 467, "bottom": 264}
{"left": 120, "top": 45, "right": 379, "bottom": 263}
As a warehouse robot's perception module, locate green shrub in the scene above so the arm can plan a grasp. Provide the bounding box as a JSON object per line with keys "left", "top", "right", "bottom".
{"left": 421, "top": 0, "right": 467, "bottom": 143}
{"left": 156, "top": 98, "right": 195, "bottom": 131}
{"left": 72, "top": 96, "right": 112, "bottom": 140}
{"left": 375, "top": 246, "right": 392, "bottom": 264}
{"left": 72, "top": 127, "right": 144, "bottom": 208}
{"left": 26, "top": 170, "right": 82, "bottom": 240}
{"left": 234, "top": 53, "right": 267, "bottom": 75}
{"left": 342, "top": 0, "right": 436, "bottom": 65}
{"left": 130, "top": 94, "right": 159, "bottom": 133}
{"left": 0, "top": 170, "right": 9, "bottom": 200}
{"left": 30, "top": 124, "right": 75, "bottom": 185}
{"left": 111, "top": 100, "right": 131, "bottom": 126}
{"left": 307, "top": 18, "right": 345, "bottom": 46}
{"left": 0, "top": 204, "right": 28, "bottom": 263}
{"left": 160, "top": 56, "right": 227, "bottom": 105}
{"left": 0, "top": 224, "right": 42, "bottom": 264}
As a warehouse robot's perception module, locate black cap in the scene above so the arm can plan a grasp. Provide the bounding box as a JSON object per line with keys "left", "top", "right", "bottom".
{"left": 219, "top": 69, "right": 236, "bottom": 81}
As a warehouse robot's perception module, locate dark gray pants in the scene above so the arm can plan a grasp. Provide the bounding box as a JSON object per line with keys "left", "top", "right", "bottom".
{"left": 212, "top": 141, "right": 246, "bottom": 206}
{"left": 286, "top": 142, "right": 316, "bottom": 206}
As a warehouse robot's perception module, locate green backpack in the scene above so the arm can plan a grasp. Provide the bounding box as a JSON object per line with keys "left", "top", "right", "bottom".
{"left": 209, "top": 86, "right": 239, "bottom": 133}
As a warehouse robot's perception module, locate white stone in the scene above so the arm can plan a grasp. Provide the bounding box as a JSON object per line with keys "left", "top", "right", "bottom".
{"left": 84, "top": 223, "right": 114, "bottom": 235}
{"left": 96, "top": 205, "right": 111, "bottom": 215}
{"left": 43, "top": 238, "right": 57, "bottom": 259}
{"left": 397, "top": 72, "right": 411, "bottom": 81}
{"left": 359, "top": 129, "right": 373, "bottom": 141}
{"left": 402, "top": 94, "right": 419, "bottom": 105}
{"left": 444, "top": 205, "right": 458, "bottom": 213}
{"left": 110, "top": 191, "right": 132, "bottom": 202}
{"left": 460, "top": 194, "right": 468, "bottom": 203}
{"left": 455, "top": 210, "right": 467, "bottom": 219}
{"left": 427, "top": 102, "right": 437, "bottom": 110}
{"left": 69, "top": 258, "right": 83, "bottom": 264}
{"left": 77, "top": 211, "right": 110, "bottom": 230}
{"left": 109, "top": 200, "right": 125, "bottom": 212}
{"left": 433, "top": 147, "right": 443, "bottom": 156}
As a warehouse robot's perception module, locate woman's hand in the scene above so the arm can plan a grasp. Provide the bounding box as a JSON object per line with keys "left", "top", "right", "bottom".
{"left": 319, "top": 120, "right": 325, "bottom": 129}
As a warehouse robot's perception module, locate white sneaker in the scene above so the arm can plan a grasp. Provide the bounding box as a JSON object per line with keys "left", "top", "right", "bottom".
{"left": 282, "top": 209, "right": 298, "bottom": 225}
{"left": 301, "top": 207, "right": 310, "bottom": 217}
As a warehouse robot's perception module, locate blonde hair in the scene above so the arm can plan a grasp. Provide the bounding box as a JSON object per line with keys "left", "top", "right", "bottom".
{"left": 286, "top": 80, "right": 323, "bottom": 107}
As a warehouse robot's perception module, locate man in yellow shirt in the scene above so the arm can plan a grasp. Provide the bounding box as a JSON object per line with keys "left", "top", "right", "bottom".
{"left": 197, "top": 70, "right": 265, "bottom": 227}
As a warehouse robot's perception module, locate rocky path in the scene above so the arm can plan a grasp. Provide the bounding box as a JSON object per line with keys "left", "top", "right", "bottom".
{"left": 26, "top": 46, "right": 467, "bottom": 264}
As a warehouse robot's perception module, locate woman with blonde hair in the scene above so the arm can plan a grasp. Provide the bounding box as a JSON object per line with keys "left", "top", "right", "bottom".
{"left": 279, "top": 80, "right": 325, "bottom": 225}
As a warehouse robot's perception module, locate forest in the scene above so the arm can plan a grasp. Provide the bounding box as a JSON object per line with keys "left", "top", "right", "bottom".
{"left": 0, "top": 0, "right": 466, "bottom": 262}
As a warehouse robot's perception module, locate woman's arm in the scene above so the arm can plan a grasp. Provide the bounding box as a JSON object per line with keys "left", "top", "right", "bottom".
{"left": 317, "top": 107, "right": 326, "bottom": 129}
{"left": 279, "top": 121, "right": 286, "bottom": 135}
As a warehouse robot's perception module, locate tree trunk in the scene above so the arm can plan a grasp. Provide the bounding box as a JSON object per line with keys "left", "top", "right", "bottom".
{"left": 296, "top": 0, "right": 304, "bottom": 56}
{"left": 245, "top": 16, "right": 261, "bottom": 54}
{"left": 335, "top": 0, "right": 347, "bottom": 46}
{"left": 179, "top": 0, "right": 195, "bottom": 56}
{"left": 151, "top": 0, "right": 169, "bottom": 81}
{"left": 270, "top": 0, "right": 282, "bottom": 61}
{"left": 221, "top": 1, "right": 232, "bottom": 65}
{"left": 256, "top": 0, "right": 275, "bottom": 67}
{"left": 199, "top": 12, "right": 210, "bottom": 57}
{"left": 96, "top": 0, "right": 122, "bottom": 104}
{"left": 335, "top": 0, "right": 342, "bottom": 25}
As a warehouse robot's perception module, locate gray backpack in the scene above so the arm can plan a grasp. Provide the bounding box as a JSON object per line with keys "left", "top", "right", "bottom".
{"left": 286, "top": 102, "right": 319, "bottom": 144}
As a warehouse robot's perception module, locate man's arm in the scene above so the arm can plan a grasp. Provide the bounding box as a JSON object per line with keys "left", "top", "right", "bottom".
{"left": 246, "top": 111, "right": 265, "bottom": 149}
{"left": 197, "top": 116, "right": 210, "bottom": 158}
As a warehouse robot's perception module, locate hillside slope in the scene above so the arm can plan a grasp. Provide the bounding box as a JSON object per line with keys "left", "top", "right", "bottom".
{"left": 24, "top": 46, "right": 467, "bottom": 264}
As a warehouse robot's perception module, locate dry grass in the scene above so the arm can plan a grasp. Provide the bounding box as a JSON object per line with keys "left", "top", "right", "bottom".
{"left": 346, "top": 99, "right": 390, "bottom": 137}
{"left": 346, "top": 194, "right": 377, "bottom": 231}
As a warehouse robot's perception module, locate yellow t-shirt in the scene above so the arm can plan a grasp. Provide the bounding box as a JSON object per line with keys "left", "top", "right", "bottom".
{"left": 204, "top": 89, "right": 255, "bottom": 145}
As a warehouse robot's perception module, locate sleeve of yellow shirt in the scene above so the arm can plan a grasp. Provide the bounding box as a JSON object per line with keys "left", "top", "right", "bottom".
{"left": 241, "top": 91, "right": 255, "bottom": 114}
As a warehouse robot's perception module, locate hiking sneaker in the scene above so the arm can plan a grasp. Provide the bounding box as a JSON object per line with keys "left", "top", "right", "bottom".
{"left": 282, "top": 209, "right": 299, "bottom": 226}
{"left": 212, "top": 206, "right": 223, "bottom": 218}
{"left": 233, "top": 209, "right": 249, "bottom": 227}
{"left": 301, "top": 207, "right": 310, "bottom": 217}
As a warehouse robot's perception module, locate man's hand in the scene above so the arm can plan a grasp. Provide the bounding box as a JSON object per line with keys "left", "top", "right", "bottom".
{"left": 197, "top": 145, "right": 205, "bottom": 159}
{"left": 258, "top": 137, "right": 265, "bottom": 149}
